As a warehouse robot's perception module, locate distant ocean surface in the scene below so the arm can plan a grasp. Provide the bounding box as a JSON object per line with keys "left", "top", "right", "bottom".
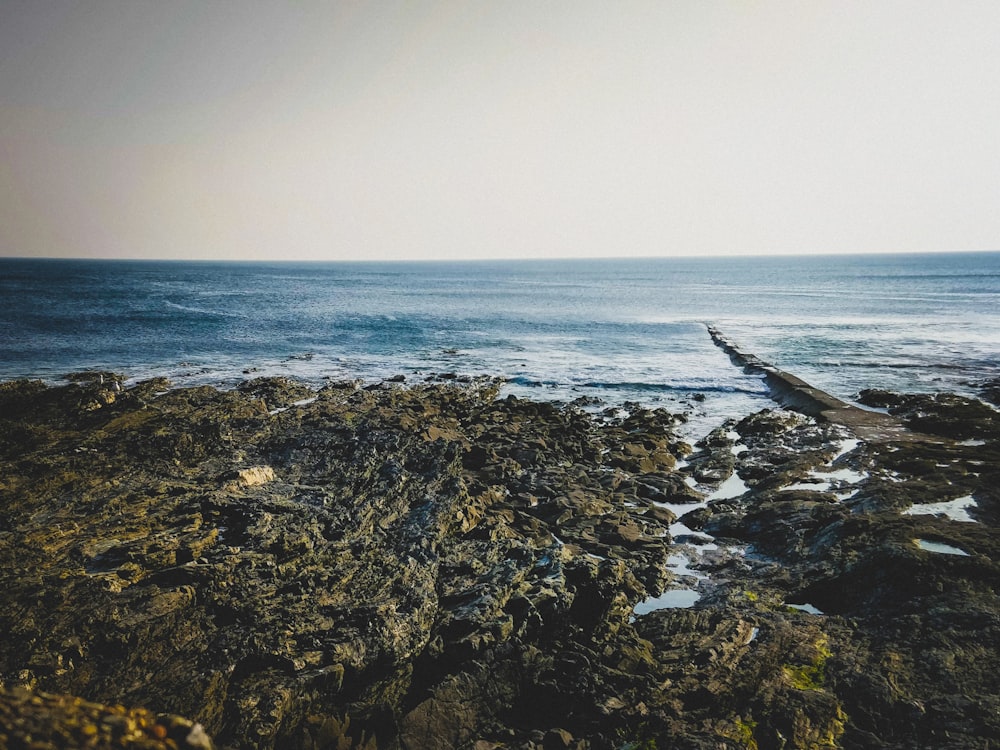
{"left": 2, "top": 253, "right": 999, "bottom": 440}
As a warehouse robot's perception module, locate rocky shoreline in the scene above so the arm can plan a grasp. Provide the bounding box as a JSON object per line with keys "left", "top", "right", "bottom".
{"left": 1, "top": 365, "right": 998, "bottom": 749}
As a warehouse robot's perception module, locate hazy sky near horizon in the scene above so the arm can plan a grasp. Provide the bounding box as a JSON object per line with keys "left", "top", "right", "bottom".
{"left": 2, "top": 1, "right": 999, "bottom": 262}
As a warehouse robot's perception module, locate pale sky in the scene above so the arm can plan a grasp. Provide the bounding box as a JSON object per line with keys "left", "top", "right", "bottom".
{"left": 2, "top": 1, "right": 999, "bottom": 261}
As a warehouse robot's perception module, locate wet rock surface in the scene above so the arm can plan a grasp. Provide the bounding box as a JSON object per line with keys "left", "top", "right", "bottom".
{"left": 1, "top": 374, "right": 999, "bottom": 749}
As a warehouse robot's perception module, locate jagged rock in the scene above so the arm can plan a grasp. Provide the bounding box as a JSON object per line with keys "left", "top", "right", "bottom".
{"left": 542, "top": 727, "right": 574, "bottom": 749}
{"left": 0, "top": 377, "right": 998, "bottom": 749}
{"left": 224, "top": 465, "right": 277, "bottom": 488}
{"left": 0, "top": 686, "right": 214, "bottom": 749}
{"left": 859, "top": 388, "right": 1000, "bottom": 440}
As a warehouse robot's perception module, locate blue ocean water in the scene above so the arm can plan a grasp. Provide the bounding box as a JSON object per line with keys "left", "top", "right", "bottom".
{"left": 2, "top": 253, "right": 998, "bottom": 439}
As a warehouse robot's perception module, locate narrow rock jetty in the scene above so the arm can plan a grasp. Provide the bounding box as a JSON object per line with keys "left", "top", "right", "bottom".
{"left": 707, "top": 324, "right": 936, "bottom": 442}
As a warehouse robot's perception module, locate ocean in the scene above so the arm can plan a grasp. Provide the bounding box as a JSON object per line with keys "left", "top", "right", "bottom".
{"left": 2, "top": 252, "right": 998, "bottom": 441}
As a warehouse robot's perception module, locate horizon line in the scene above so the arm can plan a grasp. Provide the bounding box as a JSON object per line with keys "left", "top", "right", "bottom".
{"left": 2, "top": 248, "right": 999, "bottom": 265}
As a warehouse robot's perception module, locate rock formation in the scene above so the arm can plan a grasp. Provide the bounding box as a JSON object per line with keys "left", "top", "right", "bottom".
{"left": 0, "top": 371, "right": 998, "bottom": 748}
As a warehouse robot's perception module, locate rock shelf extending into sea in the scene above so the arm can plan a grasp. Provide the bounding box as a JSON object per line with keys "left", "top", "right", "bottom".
{"left": 1, "top": 369, "right": 999, "bottom": 749}
{"left": 706, "top": 325, "right": 940, "bottom": 443}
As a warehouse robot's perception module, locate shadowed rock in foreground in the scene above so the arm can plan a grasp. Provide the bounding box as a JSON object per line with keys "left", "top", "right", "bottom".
{"left": 1, "top": 373, "right": 999, "bottom": 749}
{"left": 0, "top": 686, "right": 213, "bottom": 749}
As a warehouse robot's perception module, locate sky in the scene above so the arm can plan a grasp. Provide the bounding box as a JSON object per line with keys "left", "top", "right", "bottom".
{"left": 2, "top": 1, "right": 999, "bottom": 262}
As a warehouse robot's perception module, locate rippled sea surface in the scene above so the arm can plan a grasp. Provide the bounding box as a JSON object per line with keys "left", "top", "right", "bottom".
{"left": 2, "top": 252, "right": 998, "bottom": 439}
